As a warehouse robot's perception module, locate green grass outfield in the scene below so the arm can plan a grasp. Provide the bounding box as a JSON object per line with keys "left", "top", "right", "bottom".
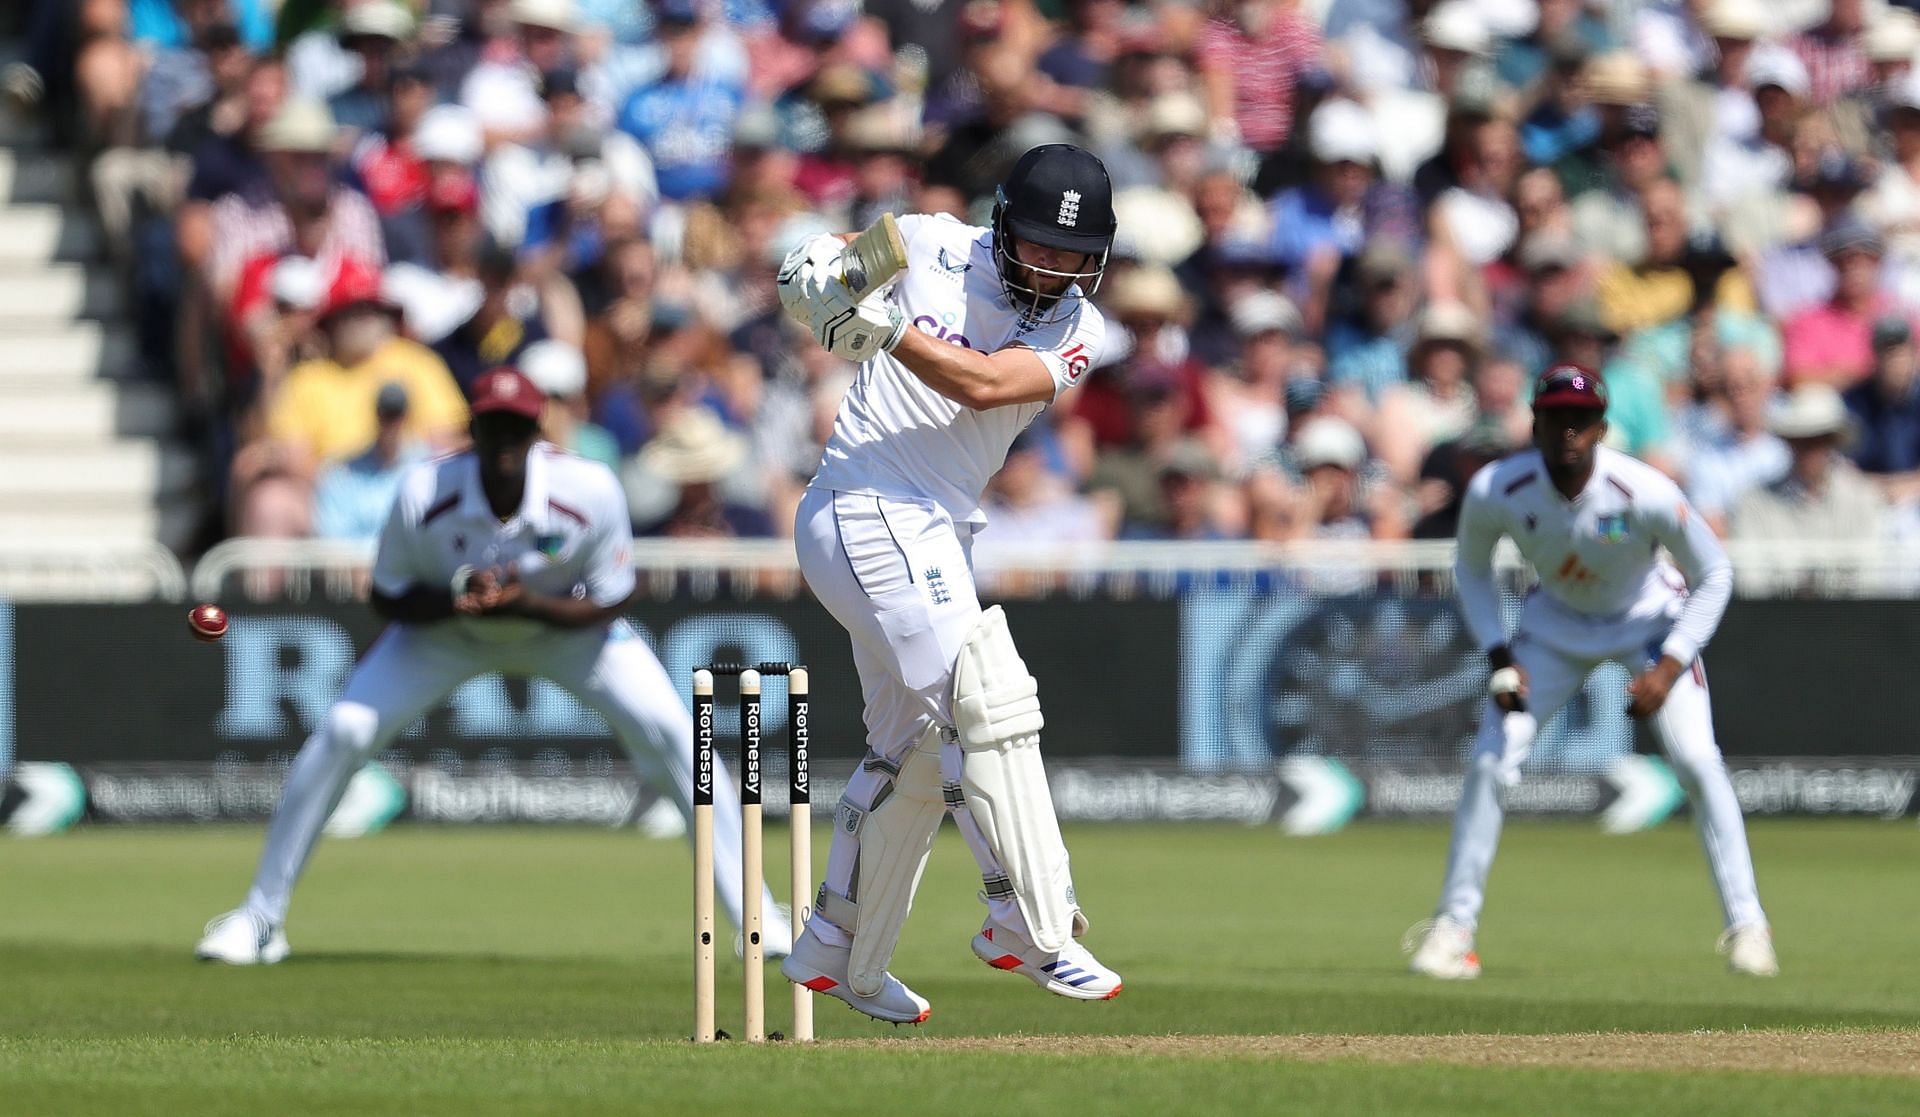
{"left": 3, "top": 820, "right": 1918, "bottom": 1114}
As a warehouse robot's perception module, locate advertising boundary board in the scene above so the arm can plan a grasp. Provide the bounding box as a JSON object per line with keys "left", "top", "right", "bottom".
{"left": 9, "top": 757, "right": 1917, "bottom": 836}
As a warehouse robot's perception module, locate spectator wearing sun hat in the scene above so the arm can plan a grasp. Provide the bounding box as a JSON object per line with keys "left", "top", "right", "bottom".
{"left": 1826, "top": 11, "right": 1920, "bottom": 163}
{"left": 1288, "top": 416, "right": 1404, "bottom": 542}
{"left": 1268, "top": 100, "right": 1421, "bottom": 285}
{"left": 520, "top": 338, "right": 622, "bottom": 469}
{"left": 1071, "top": 265, "right": 1218, "bottom": 452}
{"left": 1373, "top": 299, "right": 1485, "bottom": 485}
{"left": 325, "top": 0, "right": 415, "bottom": 136}
{"left": 1658, "top": 0, "right": 1767, "bottom": 190}
{"left": 1733, "top": 384, "right": 1886, "bottom": 543}
{"left": 1217, "top": 289, "right": 1305, "bottom": 471}
{"left": 462, "top": 0, "right": 582, "bottom": 144}
{"left": 633, "top": 406, "right": 773, "bottom": 537}
{"left": 208, "top": 98, "right": 387, "bottom": 302}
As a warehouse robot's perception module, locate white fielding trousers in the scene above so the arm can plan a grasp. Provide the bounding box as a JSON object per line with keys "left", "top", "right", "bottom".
{"left": 792, "top": 486, "right": 1035, "bottom": 945}
{"left": 241, "top": 619, "right": 778, "bottom": 933}
{"left": 1436, "top": 590, "right": 1767, "bottom": 932}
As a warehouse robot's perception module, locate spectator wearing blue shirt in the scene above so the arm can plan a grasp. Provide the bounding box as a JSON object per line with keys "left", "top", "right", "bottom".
{"left": 1844, "top": 318, "right": 1920, "bottom": 492}
{"left": 130, "top": 0, "right": 273, "bottom": 53}
{"left": 326, "top": 1, "right": 413, "bottom": 137}
{"left": 1037, "top": 0, "right": 1122, "bottom": 97}
{"left": 313, "top": 383, "right": 425, "bottom": 540}
{"left": 617, "top": 0, "right": 743, "bottom": 202}
{"left": 1269, "top": 99, "right": 1421, "bottom": 335}
{"left": 1324, "top": 239, "right": 1418, "bottom": 403}
{"left": 1685, "top": 348, "right": 1789, "bottom": 536}
{"left": 1518, "top": 42, "right": 1600, "bottom": 168}
{"left": 1495, "top": 6, "right": 1613, "bottom": 93}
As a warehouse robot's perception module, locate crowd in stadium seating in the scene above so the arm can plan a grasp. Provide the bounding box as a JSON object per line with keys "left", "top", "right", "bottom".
{"left": 24, "top": 0, "right": 1920, "bottom": 554}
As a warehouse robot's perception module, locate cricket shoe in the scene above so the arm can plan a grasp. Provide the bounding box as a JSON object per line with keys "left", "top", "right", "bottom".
{"left": 971, "top": 919, "right": 1123, "bottom": 1000}
{"left": 1404, "top": 916, "right": 1480, "bottom": 980}
{"left": 737, "top": 902, "right": 794, "bottom": 961}
{"left": 1718, "top": 923, "right": 1779, "bottom": 977}
{"left": 780, "top": 929, "right": 930, "bottom": 1024}
{"left": 195, "top": 909, "right": 289, "bottom": 966}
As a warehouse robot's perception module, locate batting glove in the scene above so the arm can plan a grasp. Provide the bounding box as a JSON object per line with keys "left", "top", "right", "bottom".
{"left": 819, "top": 292, "right": 907, "bottom": 362}
{"left": 776, "top": 233, "right": 847, "bottom": 329}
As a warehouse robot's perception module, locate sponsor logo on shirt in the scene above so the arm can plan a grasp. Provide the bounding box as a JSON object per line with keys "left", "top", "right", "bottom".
{"left": 913, "top": 312, "right": 977, "bottom": 351}
{"left": 935, "top": 247, "right": 972, "bottom": 278}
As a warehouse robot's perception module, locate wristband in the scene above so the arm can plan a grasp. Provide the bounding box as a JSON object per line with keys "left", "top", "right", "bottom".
{"left": 1489, "top": 667, "right": 1523, "bottom": 697}
{"left": 451, "top": 565, "right": 474, "bottom": 597}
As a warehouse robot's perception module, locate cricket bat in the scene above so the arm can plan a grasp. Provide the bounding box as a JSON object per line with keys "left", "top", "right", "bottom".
{"left": 838, "top": 212, "right": 909, "bottom": 302}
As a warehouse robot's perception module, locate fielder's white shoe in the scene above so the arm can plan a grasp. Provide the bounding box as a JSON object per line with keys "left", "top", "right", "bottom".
{"left": 195, "top": 909, "right": 289, "bottom": 966}
{"left": 780, "top": 928, "right": 930, "bottom": 1024}
{"left": 737, "top": 902, "right": 794, "bottom": 961}
{"left": 1718, "top": 923, "right": 1779, "bottom": 976}
{"left": 971, "top": 918, "right": 1123, "bottom": 1000}
{"left": 1404, "top": 915, "right": 1480, "bottom": 980}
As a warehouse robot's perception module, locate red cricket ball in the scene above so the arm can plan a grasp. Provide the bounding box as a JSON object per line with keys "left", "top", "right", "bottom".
{"left": 188, "top": 603, "right": 229, "bottom": 642}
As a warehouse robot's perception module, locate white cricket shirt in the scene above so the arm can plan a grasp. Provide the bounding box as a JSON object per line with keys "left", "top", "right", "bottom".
{"left": 1455, "top": 445, "right": 1734, "bottom": 666}
{"left": 372, "top": 442, "right": 636, "bottom": 641}
{"left": 809, "top": 213, "right": 1107, "bottom": 527}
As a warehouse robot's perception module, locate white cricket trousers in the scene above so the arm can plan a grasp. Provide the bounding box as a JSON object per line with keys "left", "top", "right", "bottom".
{"left": 1436, "top": 591, "right": 1767, "bottom": 932}
{"left": 241, "top": 620, "right": 777, "bottom": 933}
{"left": 792, "top": 486, "right": 1036, "bottom": 943}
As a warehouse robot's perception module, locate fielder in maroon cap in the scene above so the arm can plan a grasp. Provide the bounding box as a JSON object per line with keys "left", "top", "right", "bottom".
{"left": 195, "top": 361, "right": 793, "bottom": 968}
{"left": 1531, "top": 364, "right": 1609, "bottom": 490}
{"left": 1404, "top": 359, "right": 1774, "bottom": 981}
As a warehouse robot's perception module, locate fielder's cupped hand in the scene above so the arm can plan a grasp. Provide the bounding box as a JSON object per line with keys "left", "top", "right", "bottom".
{"left": 1625, "top": 655, "right": 1685, "bottom": 719}
{"left": 456, "top": 567, "right": 524, "bottom": 616}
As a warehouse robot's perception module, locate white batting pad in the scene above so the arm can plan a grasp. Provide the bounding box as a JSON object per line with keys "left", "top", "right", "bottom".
{"left": 843, "top": 729, "right": 944, "bottom": 998}
{"left": 952, "top": 606, "right": 1079, "bottom": 952}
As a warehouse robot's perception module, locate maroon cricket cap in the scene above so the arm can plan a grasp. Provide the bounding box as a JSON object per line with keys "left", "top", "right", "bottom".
{"left": 1531, "top": 363, "right": 1609, "bottom": 411}
{"left": 470, "top": 367, "right": 545, "bottom": 421}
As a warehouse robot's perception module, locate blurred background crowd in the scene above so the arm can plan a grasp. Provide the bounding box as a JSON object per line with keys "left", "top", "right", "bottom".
{"left": 17, "top": 0, "right": 1920, "bottom": 559}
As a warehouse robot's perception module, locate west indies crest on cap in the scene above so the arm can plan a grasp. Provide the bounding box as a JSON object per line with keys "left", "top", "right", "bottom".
{"left": 470, "top": 367, "right": 545, "bottom": 421}
{"left": 1532, "top": 364, "right": 1608, "bottom": 410}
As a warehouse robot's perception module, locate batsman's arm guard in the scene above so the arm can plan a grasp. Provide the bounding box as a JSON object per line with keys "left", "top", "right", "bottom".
{"left": 951, "top": 605, "right": 1084, "bottom": 952}
{"left": 815, "top": 728, "right": 945, "bottom": 999}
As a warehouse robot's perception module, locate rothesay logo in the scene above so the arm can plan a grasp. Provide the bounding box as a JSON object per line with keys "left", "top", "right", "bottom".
{"left": 1058, "top": 190, "right": 1081, "bottom": 228}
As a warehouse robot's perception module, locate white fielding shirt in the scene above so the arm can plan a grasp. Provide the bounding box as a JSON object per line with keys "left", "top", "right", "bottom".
{"left": 809, "top": 213, "right": 1107, "bottom": 528}
{"left": 372, "top": 443, "right": 636, "bottom": 642}
{"left": 1455, "top": 446, "right": 1734, "bottom": 667}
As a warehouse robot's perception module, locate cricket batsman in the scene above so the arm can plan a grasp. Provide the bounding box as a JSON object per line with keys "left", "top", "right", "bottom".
{"left": 770, "top": 144, "right": 1124, "bottom": 1023}
{"left": 1406, "top": 365, "right": 1778, "bottom": 979}
{"left": 197, "top": 368, "right": 791, "bottom": 964}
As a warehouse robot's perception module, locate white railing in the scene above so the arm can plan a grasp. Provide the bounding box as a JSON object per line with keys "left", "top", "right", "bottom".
{"left": 0, "top": 541, "right": 188, "bottom": 602}
{"left": 187, "top": 536, "right": 1920, "bottom": 603}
